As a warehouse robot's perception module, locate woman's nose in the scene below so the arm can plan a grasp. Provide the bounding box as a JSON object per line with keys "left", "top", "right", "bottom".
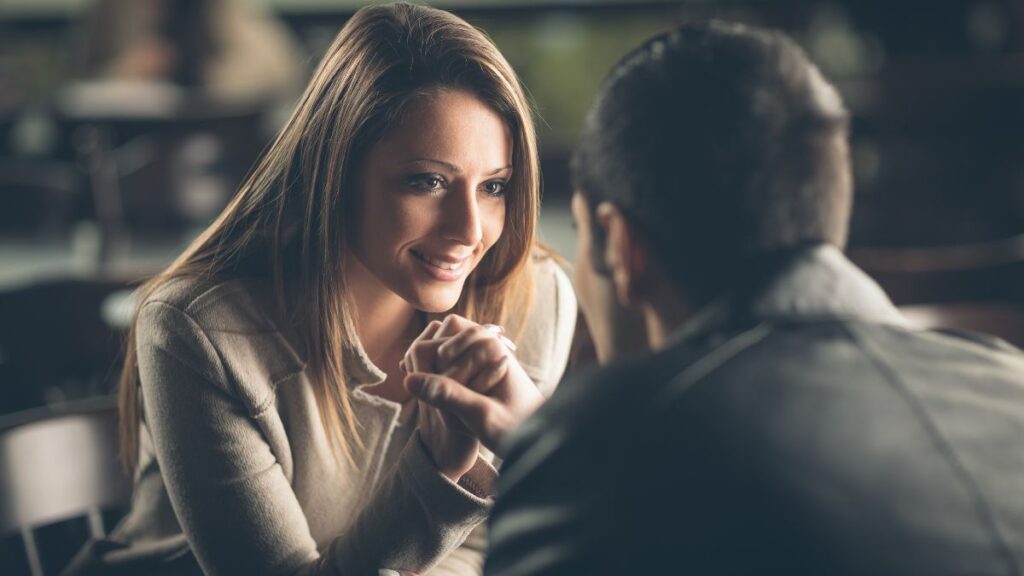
{"left": 440, "top": 183, "right": 483, "bottom": 246}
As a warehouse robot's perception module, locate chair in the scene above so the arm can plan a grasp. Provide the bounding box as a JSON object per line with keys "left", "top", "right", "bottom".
{"left": 0, "top": 396, "right": 130, "bottom": 575}
{"left": 0, "top": 157, "right": 82, "bottom": 240}
{"left": 0, "top": 278, "right": 135, "bottom": 415}
{"left": 55, "top": 84, "right": 267, "bottom": 268}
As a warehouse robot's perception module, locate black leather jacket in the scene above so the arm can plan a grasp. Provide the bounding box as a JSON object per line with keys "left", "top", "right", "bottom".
{"left": 489, "top": 245, "right": 1024, "bottom": 575}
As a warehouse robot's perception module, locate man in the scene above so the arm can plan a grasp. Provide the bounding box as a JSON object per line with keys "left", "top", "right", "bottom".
{"left": 406, "top": 21, "right": 1024, "bottom": 574}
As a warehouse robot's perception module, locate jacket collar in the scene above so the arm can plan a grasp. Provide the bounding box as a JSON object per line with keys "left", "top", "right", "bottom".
{"left": 343, "top": 338, "right": 388, "bottom": 389}
{"left": 244, "top": 278, "right": 389, "bottom": 390}
{"left": 671, "top": 244, "right": 907, "bottom": 346}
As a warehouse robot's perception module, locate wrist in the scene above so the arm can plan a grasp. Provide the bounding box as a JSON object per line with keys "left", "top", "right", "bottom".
{"left": 416, "top": 432, "right": 472, "bottom": 481}
{"left": 441, "top": 469, "right": 463, "bottom": 483}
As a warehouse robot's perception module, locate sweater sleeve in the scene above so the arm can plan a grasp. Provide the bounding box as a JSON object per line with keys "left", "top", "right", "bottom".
{"left": 136, "top": 301, "right": 491, "bottom": 575}
{"left": 321, "top": 434, "right": 493, "bottom": 574}
{"left": 423, "top": 524, "right": 486, "bottom": 575}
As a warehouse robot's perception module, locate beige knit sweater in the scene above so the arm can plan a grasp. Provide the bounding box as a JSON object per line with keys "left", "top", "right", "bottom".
{"left": 72, "top": 256, "right": 576, "bottom": 575}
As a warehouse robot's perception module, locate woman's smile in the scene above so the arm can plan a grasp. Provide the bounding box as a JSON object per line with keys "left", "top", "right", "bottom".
{"left": 410, "top": 249, "right": 474, "bottom": 281}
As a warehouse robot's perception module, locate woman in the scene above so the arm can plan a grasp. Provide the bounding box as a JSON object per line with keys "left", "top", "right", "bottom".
{"left": 68, "top": 3, "right": 576, "bottom": 574}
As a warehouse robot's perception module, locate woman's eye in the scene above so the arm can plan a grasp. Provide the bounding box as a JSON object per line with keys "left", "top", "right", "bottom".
{"left": 484, "top": 181, "right": 508, "bottom": 197}
{"left": 407, "top": 174, "right": 446, "bottom": 192}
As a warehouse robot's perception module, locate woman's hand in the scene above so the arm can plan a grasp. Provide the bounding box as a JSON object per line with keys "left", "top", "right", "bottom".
{"left": 404, "top": 315, "right": 544, "bottom": 456}
{"left": 404, "top": 321, "right": 479, "bottom": 482}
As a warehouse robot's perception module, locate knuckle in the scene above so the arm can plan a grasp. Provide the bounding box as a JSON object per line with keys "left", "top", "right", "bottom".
{"left": 473, "top": 345, "right": 493, "bottom": 364}
{"left": 438, "top": 315, "right": 456, "bottom": 333}
{"left": 450, "top": 315, "right": 473, "bottom": 330}
{"left": 475, "top": 339, "right": 502, "bottom": 360}
{"left": 434, "top": 379, "right": 455, "bottom": 403}
{"left": 410, "top": 342, "right": 436, "bottom": 368}
{"left": 437, "top": 341, "right": 452, "bottom": 359}
{"left": 483, "top": 362, "right": 507, "bottom": 388}
{"left": 485, "top": 336, "right": 505, "bottom": 352}
{"left": 491, "top": 355, "right": 510, "bottom": 374}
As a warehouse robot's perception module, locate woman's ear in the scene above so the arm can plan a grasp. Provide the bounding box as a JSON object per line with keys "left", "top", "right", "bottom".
{"left": 596, "top": 202, "right": 648, "bottom": 308}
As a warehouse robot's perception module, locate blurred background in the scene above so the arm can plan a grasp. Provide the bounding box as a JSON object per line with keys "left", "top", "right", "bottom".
{"left": 1, "top": 0, "right": 1024, "bottom": 573}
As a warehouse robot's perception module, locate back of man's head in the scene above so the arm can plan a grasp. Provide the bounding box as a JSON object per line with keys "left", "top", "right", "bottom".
{"left": 573, "top": 21, "right": 851, "bottom": 304}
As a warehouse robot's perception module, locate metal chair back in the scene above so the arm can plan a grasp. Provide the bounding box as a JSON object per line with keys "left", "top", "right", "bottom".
{"left": 0, "top": 396, "right": 129, "bottom": 575}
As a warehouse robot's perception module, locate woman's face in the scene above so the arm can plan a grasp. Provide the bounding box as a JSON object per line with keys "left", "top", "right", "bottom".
{"left": 348, "top": 89, "right": 513, "bottom": 313}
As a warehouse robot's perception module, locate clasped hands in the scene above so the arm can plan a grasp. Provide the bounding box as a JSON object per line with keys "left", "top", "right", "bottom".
{"left": 401, "top": 314, "right": 543, "bottom": 482}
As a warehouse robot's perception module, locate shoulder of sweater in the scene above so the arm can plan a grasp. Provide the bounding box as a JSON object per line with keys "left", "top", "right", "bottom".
{"left": 524, "top": 249, "right": 576, "bottom": 330}
{"left": 142, "top": 274, "right": 279, "bottom": 333}
{"left": 530, "top": 248, "right": 573, "bottom": 287}
{"left": 139, "top": 275, "right": 304, "bottom": 397}
{"left": 513, "top": 251, "right": 578, "bottom": 387}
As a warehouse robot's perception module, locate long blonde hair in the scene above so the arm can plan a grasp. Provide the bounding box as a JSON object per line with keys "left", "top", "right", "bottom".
{"left": 119, "top": 2, "right": 540, "bottom": 472}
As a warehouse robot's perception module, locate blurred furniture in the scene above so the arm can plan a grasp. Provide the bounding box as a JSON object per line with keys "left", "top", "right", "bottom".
{"left": 850, "top": 236, "right": 1024, "bottom": 348}
{"left": 900, "top": 302, "right": 1024, "bottom": 349}
{"left": 849, "top": 234, "right": 1024, "bottom": 305}
{"left": 0, "top": 278, "right": 135, "bottom": 415}
{"left": 56, "top": 82, "right": 267, "bottom": 268}
{"left": 0, "top": 158, "right": 82, "bottom": 240}
{"left": 0, "top": 396, "right": 129, "bottom": 576}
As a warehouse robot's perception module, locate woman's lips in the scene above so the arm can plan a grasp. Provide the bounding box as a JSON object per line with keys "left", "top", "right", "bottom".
{"left": 411, "top": 250, "right": 471, "bottom": 281}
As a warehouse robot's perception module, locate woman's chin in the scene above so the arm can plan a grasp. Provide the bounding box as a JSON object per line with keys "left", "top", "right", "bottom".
{"left": 408, "top": 289, "right": 464, "bottom": 314}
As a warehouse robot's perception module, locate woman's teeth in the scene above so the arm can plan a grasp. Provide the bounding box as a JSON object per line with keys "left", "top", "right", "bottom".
{"left": 414, "top": 251, "right": 465, "bottom": 270}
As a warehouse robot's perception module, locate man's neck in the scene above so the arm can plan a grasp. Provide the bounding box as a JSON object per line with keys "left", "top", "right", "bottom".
{"left": 643, "top": 292, "right": 693, "bottom": 352}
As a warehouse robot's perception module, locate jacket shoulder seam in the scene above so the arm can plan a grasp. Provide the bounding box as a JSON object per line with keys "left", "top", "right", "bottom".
{"left": 844, "top": 322, "right": 1019, "bottom": 572}
{"left": 141, "top": 299, "right": 234, "bottom": 397}
{"left": 652, "top": 323, "right": 774, "bottom": 406}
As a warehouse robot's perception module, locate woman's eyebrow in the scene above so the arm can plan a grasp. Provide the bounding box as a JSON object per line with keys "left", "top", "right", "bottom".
{"left": 487, "top": 165, "right": 514, "bottom": 176}
{"left": 403, "top": 158, "right": 459, "bottom": 172}
{"left": 402, "top": 158, "right": 512, "bottom": 176}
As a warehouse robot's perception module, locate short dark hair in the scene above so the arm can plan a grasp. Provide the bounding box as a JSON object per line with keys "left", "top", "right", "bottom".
{"left": 573, "top": 20, "right": 851, "bottom": 303}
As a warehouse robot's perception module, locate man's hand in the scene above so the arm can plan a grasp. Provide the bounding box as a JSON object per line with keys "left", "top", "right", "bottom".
{"left": 404, "top": 314, "right": 544, "bottom": 456}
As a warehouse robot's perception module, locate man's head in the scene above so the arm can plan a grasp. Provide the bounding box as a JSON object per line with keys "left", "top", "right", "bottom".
{"left": 572, "top": 21, "right": 852, "bottom": 358}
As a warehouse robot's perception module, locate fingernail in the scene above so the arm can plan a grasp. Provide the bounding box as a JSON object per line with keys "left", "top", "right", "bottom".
{"left": 483, "top": 323, "right": 505, "bottom": 335}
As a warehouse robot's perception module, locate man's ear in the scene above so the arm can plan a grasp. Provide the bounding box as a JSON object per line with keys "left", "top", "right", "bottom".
{"left": 595, "top": 202, "right": 648, "bottom": 307}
